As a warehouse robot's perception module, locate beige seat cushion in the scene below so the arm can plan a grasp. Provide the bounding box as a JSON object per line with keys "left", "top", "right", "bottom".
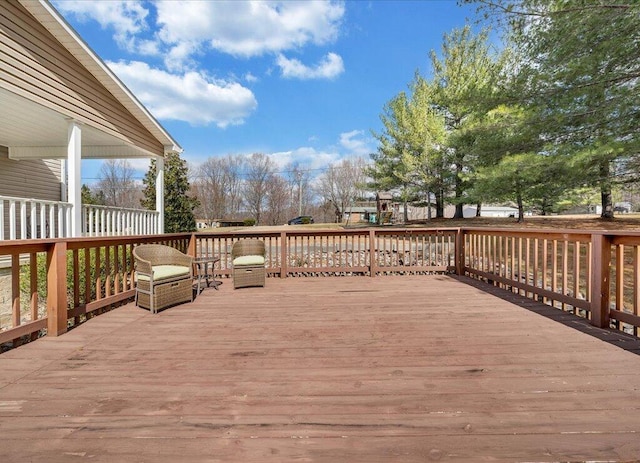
{"left": 232, "top": 255, "right": 265, "bottom": 266}
{"left": 137, "top": 265, "right": 190, "bottom": 282}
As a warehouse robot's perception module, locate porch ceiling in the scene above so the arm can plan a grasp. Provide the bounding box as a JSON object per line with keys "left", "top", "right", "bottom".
{"left": 0, "top": 87, "right": 159, "bottom": 160}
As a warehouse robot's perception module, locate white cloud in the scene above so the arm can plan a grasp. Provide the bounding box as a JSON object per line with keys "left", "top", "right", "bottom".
{"left": 155, "top": 0, "right": 344, "bottom": 61}
{"left": 271, "top": 146, "right": 340, "bottom": 170}
{"left": 107, "top": 60, "right": 258, "bottom": 127}
{"left": 263, "top": 131, "right": 371, "bottom": 174}
{"left": 339, "top": 130, "right": 373, "bottom": 156}
{"left": 269, "top": 147, "right": 342, "bottom": 173}
{"left": 56, "top": 0, "right": 347, "bottom": 76}
{"left": 54, "top": 0, "right": 149, "bottom": 52}
{"left": 244, "top": 72, "right": 259, "bottom": 83}
{"left": 277, "top": 53, "right": 344, "bottom": 80}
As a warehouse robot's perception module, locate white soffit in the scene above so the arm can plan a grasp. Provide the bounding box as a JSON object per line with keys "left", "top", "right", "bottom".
{"left": 0, "top": 88, "right": 159, "bottom": 159}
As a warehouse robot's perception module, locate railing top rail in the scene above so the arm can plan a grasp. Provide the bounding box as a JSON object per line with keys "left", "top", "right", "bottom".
{"left": 0, "top": 233, "right": 192, "bottom": 254}
{"left": 460, "top": 227, "right": 597, "bottom": 240}
{"left": 82, "top": 204, "right": 159, "bottom": 214}
{"left": 194, "top": 227, "right": 460, "bottom": 238}
{"left": 0, "top": 239, "right": 51, "bottom": 254}
{"left": 459, "top": 226, "right": 640, "bottom": 238}
{"left": 0, "top": 195, "right": 72, "bottom": 207}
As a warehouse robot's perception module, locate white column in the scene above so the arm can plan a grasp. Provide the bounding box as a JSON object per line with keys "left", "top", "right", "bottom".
{"left": 155, "top": 156, "right": 165, "bottom": 234}
{"left": 67, "top": 120, "right": 82, "bottom": 237}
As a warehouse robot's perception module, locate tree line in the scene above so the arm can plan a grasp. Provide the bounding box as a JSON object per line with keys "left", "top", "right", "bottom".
{"left": 83, "top": 153, "right": 369, "bottom": 231}
{"left": 368, "top": 1, "right": 640, "bottom": 222}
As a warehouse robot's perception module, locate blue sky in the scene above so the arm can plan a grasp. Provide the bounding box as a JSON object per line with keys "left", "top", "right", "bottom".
{"left": 52, "top": 0, "right": 479, "bottom": 184}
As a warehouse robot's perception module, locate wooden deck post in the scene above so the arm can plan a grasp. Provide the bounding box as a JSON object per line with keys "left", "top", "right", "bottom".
{"left": 12, "top": 254, "right": 20, "bottom": 328}
{"left": 455, "top": 228, "right": 465, "bottom": 276}
{"left": 187, "top": 233, "right": 197, "bottom": 257}
{"left": 369, "top": 229, "right": 377, "bottom": 277}
{"left": 590, "top": 233, "right": 612, "bottom": 328}
{"left": 47, "top": 241, "right": 68, "bottom": 336}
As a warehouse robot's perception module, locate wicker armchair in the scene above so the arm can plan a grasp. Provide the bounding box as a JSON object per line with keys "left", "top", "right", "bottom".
{"left": 133, "top": 244, "right": 193, "bottom": 313}
{"left": 231, "top": 239, "right": 266, "bottom": 289}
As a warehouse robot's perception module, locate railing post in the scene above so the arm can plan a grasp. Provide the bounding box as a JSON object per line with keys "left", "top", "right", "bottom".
{"left": 47, "top": 241, "right": 68, "bottom": 336}
{"left": 590, "top": 233, "right": 612, "bottom": 328}
{"left": 456, "top": 228, "right": 466, "bottom": 276}
{"left": 12, "top": 254, "right": 20, "bottom": 328}
{"left": 280, "top": 231, "right": 288, "bottom": 278}
{"left": 369, "top": 229, "right": 377, "bottom": 277}
{"left": 188, "top": 233, "right": 197, "bottom": 257}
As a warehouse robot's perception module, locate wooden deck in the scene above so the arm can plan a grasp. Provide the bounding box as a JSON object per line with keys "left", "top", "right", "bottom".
{"left": 2, "top": 275, "right": 640, "bottom": 462}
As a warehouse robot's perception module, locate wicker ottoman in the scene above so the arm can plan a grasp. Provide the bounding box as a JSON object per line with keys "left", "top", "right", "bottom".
{"left": 233, "top": 264, "right": 265, "bottom": 289}
{"left": 136, "top": 278, "right": 193, "bottom": 313}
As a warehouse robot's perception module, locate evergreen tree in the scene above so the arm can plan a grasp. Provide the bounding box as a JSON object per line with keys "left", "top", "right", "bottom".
{"left": 141, "top": 152, "right": 199, "bottom": 233}
{"left": 369, "top": 74, "right": 448, "bottom": 218}
{"left": 429, "top": 25, "right": 508, "bottom": 218}
{"left": 81, "top": 184, "right": 105, "bottom": 205}
{"left": 370, "top": 27, "right": 506, "bottom": 219}
{"left": 473, "top": 0, "right": 640, "bottom": 218}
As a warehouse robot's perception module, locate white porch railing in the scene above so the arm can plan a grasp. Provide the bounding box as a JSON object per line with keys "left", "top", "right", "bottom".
{"left": 0, "top": 195, "right": 160, "bottom": 240}
{"left": 82, "top": 204, "right": 160, "bottom": 236}
{"left": 0, "top": 195, "right": 72, "bottom": 240}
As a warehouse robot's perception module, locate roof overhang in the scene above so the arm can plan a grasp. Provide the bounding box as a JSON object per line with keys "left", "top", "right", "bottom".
{"left": 1, "top": 0, "right": 182, "bottom": 158}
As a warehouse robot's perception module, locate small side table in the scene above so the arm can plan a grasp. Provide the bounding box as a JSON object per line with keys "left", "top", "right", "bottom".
{"left": 193, "top": 256, "right": 221, "bottom": 294}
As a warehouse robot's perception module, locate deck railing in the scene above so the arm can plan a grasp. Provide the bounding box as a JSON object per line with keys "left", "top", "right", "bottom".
{"left": 0, "top": 234, "right": 191, "bottom": 346}
{"left": 462, "top": 228, "right": 640, "bottom": 337}
{"left": 1, "top": 227, "right": 639, "bottom": 349}
{"left": 193, "top": 228, "right": 457, "bottom": 277}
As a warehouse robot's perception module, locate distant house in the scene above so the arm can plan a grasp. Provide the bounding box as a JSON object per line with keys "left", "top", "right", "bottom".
{"left": 195, "top": 219, "right": 215, "bottom": 229}
{"left": 445, "top": 205, "right": 520, "bottom": 218}
{"left": 218, "top": 220, "right": 246, "bottom": 227}
{"left": 476, "top": 206, "right": 519, "bottom": 218}
{"left": 344, "top": 207, "right": 377, "bottom": 224}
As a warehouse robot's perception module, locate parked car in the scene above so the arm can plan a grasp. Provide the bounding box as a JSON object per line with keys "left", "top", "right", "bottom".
{"left": 287, "top": 216, "right": 314, "bottom": 225}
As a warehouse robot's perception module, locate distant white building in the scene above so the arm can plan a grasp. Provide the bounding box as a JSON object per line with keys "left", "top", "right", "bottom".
{"left": 476, "top": 206, "right": 519, "bottom": 218}
{"left": 445, "top": 205, "right": 520, "bottom": 218}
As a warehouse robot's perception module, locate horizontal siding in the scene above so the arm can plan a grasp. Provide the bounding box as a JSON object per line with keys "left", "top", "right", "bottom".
{"left": 0, "top": 146, "right": 62, "bottom": 200}
{"left": 0, "top": 0, "right": 164, "bottom": 155}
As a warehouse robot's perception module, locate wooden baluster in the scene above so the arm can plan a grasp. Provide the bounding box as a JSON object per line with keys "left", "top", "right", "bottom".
{"left": 72, "top": 249, "right": 80, "bottom": 325}
{"left": 615, "top": 243, "right": 624, "bottom": 331}
{"left": 634, "top": 245, "right": 640, "bottom": 337}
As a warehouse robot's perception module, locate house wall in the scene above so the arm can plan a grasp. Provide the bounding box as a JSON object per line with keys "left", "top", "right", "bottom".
{"left": 0, "top": 145, "right": 61, "bottom": 200}
{"left": 0, "top": 0, "right": 164, "bottom": 156}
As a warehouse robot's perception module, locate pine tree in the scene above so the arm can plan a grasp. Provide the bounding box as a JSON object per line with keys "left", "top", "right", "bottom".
{"left": 472, "top": 1, "right": 640, "bottom": 218}
{"left": 141, "top": 153, "right": 199, "bottom": 233}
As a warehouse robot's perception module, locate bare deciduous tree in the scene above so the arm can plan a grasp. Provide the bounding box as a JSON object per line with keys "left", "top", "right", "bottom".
{"left": 286, "top": 163, "right": 313, "bottom": 218}
{"left": 264, "top": 174, "right": 291, "bottom": 225}
{"left": 243, "top": 153, "right": 274, "bottom": 224}
{"left": 96, "top": 159, "right": 140, "bottom": 208}
{"left": 193, "top": 155, "right": 245, "bottom": 223}
{"left": 317, "top": 157, "right": 368, "bottom": 222}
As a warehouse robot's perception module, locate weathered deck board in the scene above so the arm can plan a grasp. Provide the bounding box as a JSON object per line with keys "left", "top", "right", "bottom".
{"left": 1, "top": 275, "right": 640, "bottom": 462}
